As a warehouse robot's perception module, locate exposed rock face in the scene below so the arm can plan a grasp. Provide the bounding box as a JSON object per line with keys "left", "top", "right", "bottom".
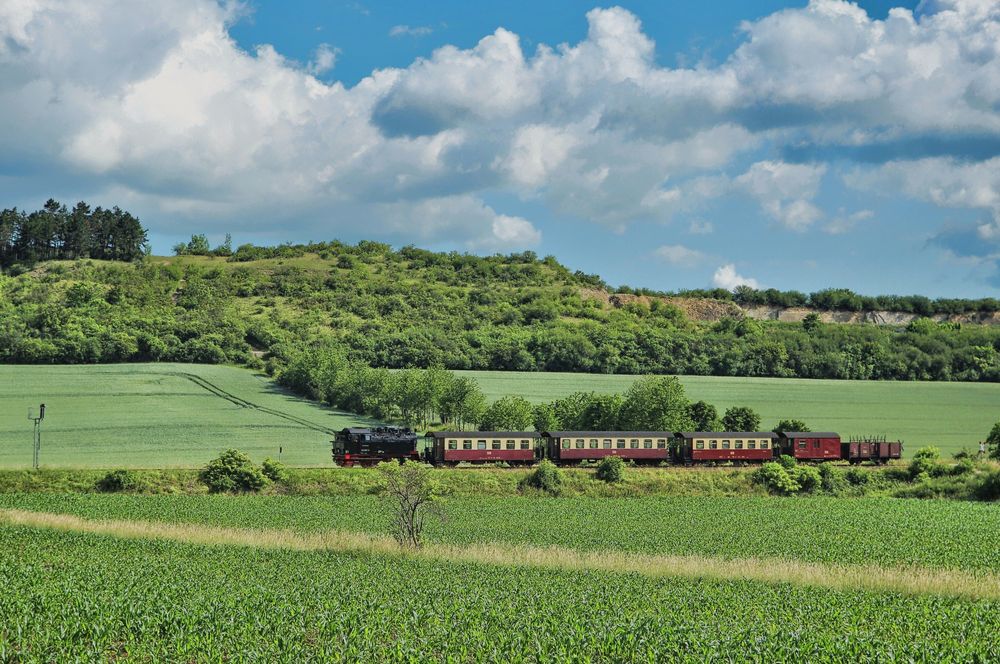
{"left": 581, "top": 288, "right": 1000, "bottom": 326}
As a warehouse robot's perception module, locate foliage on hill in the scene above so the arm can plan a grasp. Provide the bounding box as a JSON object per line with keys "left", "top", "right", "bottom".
{"left": 1, "top": 239, "right": 1000, "bottom": 383}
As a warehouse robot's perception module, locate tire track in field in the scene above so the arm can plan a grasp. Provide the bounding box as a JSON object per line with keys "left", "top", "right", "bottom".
{"left": 165, "top": 371, "right": 341, "bottom": 436}
{"left": 3, "top": 508, "right": 998, "bottom": 601}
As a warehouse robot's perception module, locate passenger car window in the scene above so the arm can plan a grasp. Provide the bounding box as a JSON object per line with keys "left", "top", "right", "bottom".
{"left": 506, "top": 440, "right": 516, "bottom": 450}
{"left": 643, "top": 439, "right": 652, "bottom": 449}
{"left": 748, "top": 442, "right": 756, "bottom": 449}
{"left": 603, "top": 439, "right": 612, "bottom": 449}
{"left": 657, "top": 439, "right": 666, "bottom": 448}
{"left": 477, "top": 440, "right": 487, "bottom": 450}
{"left": 448, "top": 440, "right": 457, "bottom": 450}
{"left": 562, "top": 440, "right": 570, "bottom": 449}
{"left": 492, "top": 440, "right": 501, "bottom": 450}
{"left": 722, "top": 440, "right": 730, "bottom": 449}
{"left": 630, "top": 439, "right": 639, "bottom": 449}
{"left": 589, "top": 439, "right": 599, "bottom": 449}
{"left": 709, "top": 440, "right": 718, "bottom": 449}
{"left": 575, "top": 439, "right": 584, "bottom": 449}
{"left": 520, "top": 440, "right": 530, "bottom": 450}
{"left": 463, "top": 440, "right": 472, "bottom": 450}
{"left": 761, "top": 441, "right": 770, "bottom": 449}
{"left": 695, "top": 441, "right": 704, "bottom": 450}
{"left": 616, "top": 439, "right": 626, "bottom": 449}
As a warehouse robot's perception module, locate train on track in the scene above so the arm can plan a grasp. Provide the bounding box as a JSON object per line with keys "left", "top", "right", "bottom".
{"left": 332, "top": 427, "right": 902, "bottom": 467}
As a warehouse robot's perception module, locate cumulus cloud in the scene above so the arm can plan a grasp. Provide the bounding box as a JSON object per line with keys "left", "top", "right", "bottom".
{"left": 713, "top": 264, "right": 760, "bottom": 290}
{"left": 736, "top": 161, "right": 826, "bottom": 231}
{"left": 2, "top": 0, "right": 1000, "bottom": 255}
{"left": 824, "top": 209, "right": 874, "bottom": 235}
{"left": 653, "top": 244, "right": 706, "bottom": 266}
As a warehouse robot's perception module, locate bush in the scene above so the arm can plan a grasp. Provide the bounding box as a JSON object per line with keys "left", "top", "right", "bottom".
{"left": 96, "top": 469, "right": 138, "bottom": 493}
{"left": 519, "top": 460, "right": 564, "bottom": 496}
{"left": 909, "top": 446, "right": 942, "bottom": 480}
{"left": 845, "top": 468, "right": 869, "bottom": 486}
{"left": 753, "top": 462, "right": 800, "bottom": 495}
{"left": 974, "top": 470, "right": 1000, "bottom": 501}
{"left": 595, "top": 456, "right": 626, "bottom": 483}
{"left": 777, "top": 454, "right": 797, "bottom": 470}
{"left": 791, "top": 465, "right": 821, "bottom": 493}
{"left": 261, "top": 457, "right": 288, "bottom": 483}
{"left": 200, "top": 449, "right": 269, "bottom": 493}
{"left": 818, "top": 463, "right": 844, "bottom": 493}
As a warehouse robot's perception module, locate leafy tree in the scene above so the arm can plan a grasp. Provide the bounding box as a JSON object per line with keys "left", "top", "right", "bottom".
{"left": 988, "top": 422, "right": 1000, "bottom": 460}
{"left": 519, "top": 459, "right": 563, "bottom": 495}
{"left": 721, "top": 406, "right": 761, "bottom": 432}
{"left": 532, "top": 402, "right": 560, "bottom": 433}
{"left": 802, "top": 312, "right": 821, "bottom": 332}
{"left": 377, "top": 460, "right": 439, "bottom": 548}
{"left": 773, "top": 419, "right": 809, "bottom": 434}
{"left": 687, "top": 400, "right": 719, "bottom": 431}
{"left": 618, "top": 376, "right": 694, "bottom": 431}
{"left": 479, "top": 395, "right": 534, "bottom": 431}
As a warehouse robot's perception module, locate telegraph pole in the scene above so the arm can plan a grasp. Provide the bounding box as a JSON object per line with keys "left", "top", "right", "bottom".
{"left": 28, "top": 403, "right": 45, "bottom": 470}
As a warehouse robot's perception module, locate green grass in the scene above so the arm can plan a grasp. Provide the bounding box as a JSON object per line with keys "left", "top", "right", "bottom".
{"left": 0, "top": 363, "right": 381, "bottom": 469}
{"left": 459, "top": 370, "right": 1000, "bottom": 456}
{"left": 3, "top": 493, "right": 998, "bottom": 572}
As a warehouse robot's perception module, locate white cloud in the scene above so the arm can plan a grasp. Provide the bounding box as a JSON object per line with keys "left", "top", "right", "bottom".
{"left": 308, "top": 43, "right": 339, "bottom": 75}
{"left": 653, "top": 244, "right": 706, "bottom": 266}
{"left": 713, "top": 263, "right": 760, "bottom": 290}
{"left": 2, "top": 0, "right": 1000, "bottom": 253}
{"left": 389, "top": 25, "right": 433, "bottom": 38}
{"left": 736, "top": 161, "right": 826, "bottom": 231}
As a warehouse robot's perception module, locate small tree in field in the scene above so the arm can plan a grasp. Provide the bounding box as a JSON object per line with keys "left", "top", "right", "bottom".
{"left": 988, "top": 422, "right": 1000, "bottom": 460}
{"left": 595, "top": 456, "right": 626, "bottom": 483}
{"left": 722, "top": 406, "right": 761, "bottom": 432}
{"left": 377, "top": 460, "right": 439, "bottom": 548}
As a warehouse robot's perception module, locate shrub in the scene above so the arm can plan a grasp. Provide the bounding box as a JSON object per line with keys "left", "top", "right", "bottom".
{"left": 909, "top": 446, "right": 942, "bottom": 480}
{"left": 777, "top": 454, "right": 797, "bottom": 470}
{"left": 261, "top": 457, "right": 288, "bottom": 483}
{"left": 200, "top": 449, "right": 269, "bottom": 493}
{"left": 974, "top": 470, "right": 1000, "bottom": 501}
{"left": 519, "top": 460, "right": 564, "bottom": 496}
{"left": 792, "top": 465, "right": 822, "bottom": 493}
{"left": 845, "top": 468, "right": 869, "bottom": 486}
{"left": 818, "top": 463, "right": 844, "bottom": 493}
{"left": 753, "top": 462, "right": 800, "bottom": 495}
{"left": 96, "top": 469, "right": 138, "bottom": 493}
{"left": 595, "top": 456, "right": 626, "bottom": 483}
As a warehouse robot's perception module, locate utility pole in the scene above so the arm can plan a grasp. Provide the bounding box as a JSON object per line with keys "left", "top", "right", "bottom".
{"left": 28, "top": 403, "right": 45, "bottom": 471}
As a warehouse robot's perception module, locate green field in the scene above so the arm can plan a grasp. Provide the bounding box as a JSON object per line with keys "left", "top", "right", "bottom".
{"left": 459, "top": 370, "right": 1000, "bottom": 455}
{"left": 4, "top": 493, "right": 999, "bottom": 571}
{"left": 1, "top": 495, "right": 998, "bottom": 660}
{"left": 0, "top": 364, "right": 379, "bottom": 468}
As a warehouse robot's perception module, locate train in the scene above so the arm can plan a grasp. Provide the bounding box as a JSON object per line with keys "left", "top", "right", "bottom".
{"left": 332, "top": 428, "right": 902, "bottom": 467}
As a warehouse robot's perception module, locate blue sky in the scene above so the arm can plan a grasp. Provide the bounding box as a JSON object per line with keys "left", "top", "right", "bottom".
{"left": 2, "top": 0, "right": 999, "bottom": 297}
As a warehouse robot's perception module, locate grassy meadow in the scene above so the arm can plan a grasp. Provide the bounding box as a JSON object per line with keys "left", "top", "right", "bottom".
{"left": 0, "top": 363, "right": 378, "bottom": 469}
{"left": 459, "top": 370, "right": 1000, "bottom": 456}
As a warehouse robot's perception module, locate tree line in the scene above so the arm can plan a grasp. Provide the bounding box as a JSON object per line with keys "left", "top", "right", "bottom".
{"left": 0, "top": 199, "right": 147, "bottom": 266}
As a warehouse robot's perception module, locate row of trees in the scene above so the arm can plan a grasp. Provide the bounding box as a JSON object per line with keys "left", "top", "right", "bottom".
{"left": 0, "top": 199, "right": 147, "bottom": 266}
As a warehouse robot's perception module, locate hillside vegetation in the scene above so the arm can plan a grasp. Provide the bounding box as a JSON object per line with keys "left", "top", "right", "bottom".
{"left": 3, "top": 240, "right": 1000, "bottom": 383}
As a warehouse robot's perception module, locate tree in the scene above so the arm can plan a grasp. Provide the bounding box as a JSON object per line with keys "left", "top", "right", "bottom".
{"left": 773, "top": 419, "right": 809, "bottom": 434}
{"left": 988, "top": 422, "right": 1000, "bottom": 460}
{"left": 721, "top": 406, "right": 761, "bottom": 432}
{"left": 618, "top": 376, "right": 694, "bottom": 432}
{"left": 532, "top": 402, "right": 560, "bottom": 432}
{"left": 687, "top": 401, "right": 719, "bottom": 431}
{"left": 802, "top": 312, "right": 821, "bottom": 332}
{"left": 479, "top": 395, "right": 534, "bottom": 431}
{"left": 377, "top": 460, "right": 439, "bottom": 548}
{"left": 199, "top": 449, "right": 269, "bottom": 493}
{"left": 580, "top": 393, "right": 623, "bottom": 430}
{"left": 595, "top": 456, "right": 626, "bottom": 483}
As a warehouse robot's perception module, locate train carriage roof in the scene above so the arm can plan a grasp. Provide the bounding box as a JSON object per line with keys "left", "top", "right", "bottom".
{"left": 426, "top": 431, "right": 540, "bottom": 438}
{"left": 779, "top": 432, "right": 840, "bottom": 438}
{"left": 543, "top": 431, "right": 675, "bottom": 438}
{"left": 676, "top": 431, "right": 778, "bottom": 439}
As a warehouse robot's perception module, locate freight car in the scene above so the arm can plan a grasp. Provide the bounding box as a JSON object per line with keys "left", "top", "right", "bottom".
{"left": 332, "top": 427, "right": 420, "bottom": 467}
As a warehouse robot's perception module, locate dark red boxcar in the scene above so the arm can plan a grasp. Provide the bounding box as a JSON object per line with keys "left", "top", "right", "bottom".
{"left": 779, "top": 432, "right": 841, "bottom": 461}
{"left": 675, "top": 432, "right": 777, "bottom": 463}
{"left": 428, "top": 431, "right": 539, "bottom": 464}
{"left": 544, "top": 431, "right": 673, "bottom": 463}
{"left": 842, "top": 439, "right": 903, "bottom": 464}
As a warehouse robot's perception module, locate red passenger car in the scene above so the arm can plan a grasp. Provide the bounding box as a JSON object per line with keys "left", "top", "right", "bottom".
{"left": 545, "top": 431, "right": 672, "bottom": 464}
{"left": 778, "top": 432, "right": 841, "bottom": 461}
{"left": 674, "top": 432, "right": 777, "bottom": 464}
{"left": 427, "top": 431, "right": 539, "bottom": 465}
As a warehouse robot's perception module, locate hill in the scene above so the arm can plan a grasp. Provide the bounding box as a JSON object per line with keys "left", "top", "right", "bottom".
{"left": 2, "top": 242, "right": 1000, "bottom": 383}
